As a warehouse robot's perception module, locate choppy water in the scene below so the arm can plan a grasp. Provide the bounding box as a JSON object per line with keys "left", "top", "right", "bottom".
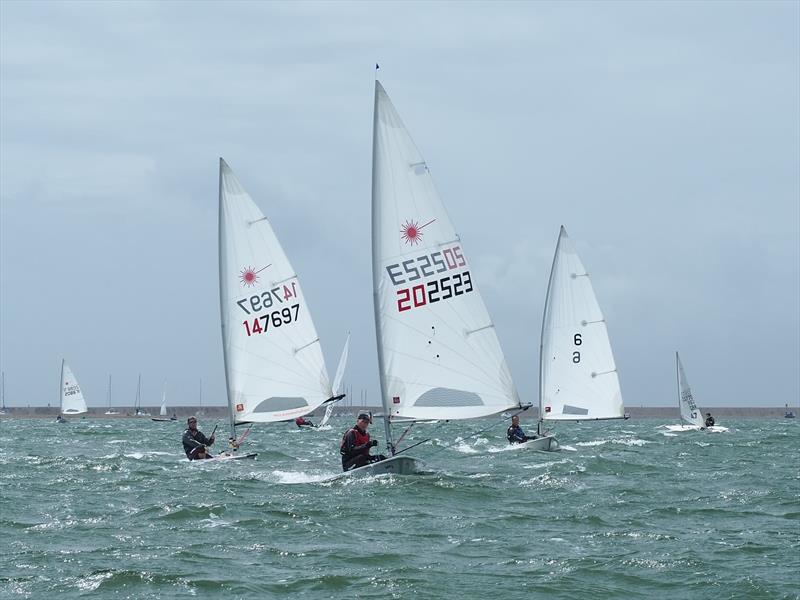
{"left": 0, "top": 416, "right": 797, "bottom": 599}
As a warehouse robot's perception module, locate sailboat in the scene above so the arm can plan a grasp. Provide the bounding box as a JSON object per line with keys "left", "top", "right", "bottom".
{"left": 316, "top": 333, "right": 350, "bottom": 429}
{"left": 58, "top": 359, "right": 88, "bottom": 421}
{"left": 663, "top": 352, "right": 728, "bottom": 432}
{"left": 104, "top": 375, "right": 118, "bottom": 415}
{"left": 345, "top": 79, "right": 528, "bottom": 476}
{"left": 133, "top": 374, "right": 149, "bottom": 417}
{"left": 215, "top": 158, "right": 344, "bottom": 460}
{"left": 0, "top": 372, "right": 6, "bottom": 415}
{"left": 536, "top": 227, "right": 626, "bottom": 450}
{"left": 152, "top": 381, "right": 175, "bottom": 422}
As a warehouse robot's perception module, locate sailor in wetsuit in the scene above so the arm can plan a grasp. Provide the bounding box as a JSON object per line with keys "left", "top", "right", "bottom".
{"left": 295, "top": 416, "right": 315, "bottom": 429}
{"left": 182, "top": 416, "right": 215, "bottom": 460}
{"left": 704, "top": 412, "right": 715, "bottom": 428}
{"left": 340, "top": 413, "right": 386, "bottom": 471}
{"left": 507, "top": 415, "right": 537, "bottom": 444}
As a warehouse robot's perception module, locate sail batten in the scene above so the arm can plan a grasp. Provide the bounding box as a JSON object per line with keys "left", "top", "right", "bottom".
{"left": 540, "top": 228, "right": 624, "bottom": 421}
{"left": 371, "top": 80, "right": 519, "bottom": 421}
{"left": 219, "top": 159, "right": 331, "bottom": 425}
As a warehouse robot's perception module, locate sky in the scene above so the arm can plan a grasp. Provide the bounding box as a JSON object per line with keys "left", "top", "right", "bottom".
{"left": 1, "top": 1, "right": 798, "bottom": 409}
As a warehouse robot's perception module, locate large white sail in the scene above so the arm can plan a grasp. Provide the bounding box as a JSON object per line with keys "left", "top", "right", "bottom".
{"left": 60, "top": 360, "right": 87, "bottom": 415}
{"left": 676, "top": 352, "right": 704, "bottom": 427}
{"left": 219, "top": 158, "right": 332, "bottom": 425}
{"left": 539, "top": 227, "right": 623, "bottom": 421}
{"left": 371, "top": 81, "right": 519, "bottom": 421}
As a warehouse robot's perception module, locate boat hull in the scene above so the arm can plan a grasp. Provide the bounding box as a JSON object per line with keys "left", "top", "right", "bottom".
{"left": 331, "top": 455, "right": 424, "bottom": 480}
{"left": 189, "top": 452, "right": 258, "bottom": 463}
{"left": 662, "top": 424, "right": 729, "bottom": 433}
{"left": 518, "top": 435, "right": 560, "bottom": 452}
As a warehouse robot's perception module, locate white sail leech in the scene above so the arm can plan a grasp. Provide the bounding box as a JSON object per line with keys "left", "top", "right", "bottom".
{"left": 677, "top": 352, "right": 704, "bottom": 428}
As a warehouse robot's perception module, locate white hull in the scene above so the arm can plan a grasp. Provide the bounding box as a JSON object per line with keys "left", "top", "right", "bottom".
{"left": 329, "top": 455, "right": 423, "bottom": 481}
{"left": 188, "top": 452, "right": 258, "bottom": 463}
{"left": 516, "top": 435, "right": 560, "bottom": 452}
{"left": 662, "top": 424, "right": 729, "bottom": 433}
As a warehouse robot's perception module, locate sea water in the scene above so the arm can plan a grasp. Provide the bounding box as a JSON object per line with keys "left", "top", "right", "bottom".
{"left": 0, "top": 417, "right": 797, "bottom": 599}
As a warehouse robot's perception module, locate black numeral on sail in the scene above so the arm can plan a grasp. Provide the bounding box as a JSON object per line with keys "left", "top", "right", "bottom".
{"left": 572, "top": 333, "right": 582, "bottom": 363}
{"left": 574, "top": 333, "right": 582, "bottom": 345}
{"left": 573, "top": 351, "right": 581, "bottom": 363}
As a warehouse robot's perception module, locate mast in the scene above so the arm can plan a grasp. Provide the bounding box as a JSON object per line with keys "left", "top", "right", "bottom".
{"left": 199, "top": 377, "right": 203, "bottom": 414}
{"left": 108, "top": 374, "right": 112, "bottom": 409}
{"left": 1, "top": 371, "right": 5, "bottom": 410}
{"left": 59, "top": 358, "right": 65, "bottom": 413}
{"left": 370, "top": 80, "right": 395, "bottom": 454}
{"left": 135, "top": 374, "right": 141, "bottom": 414}
{"left": 218, "top": 158, "right": 237, "bottom": 445}
{"left": 676, "top": 351, "right": 682, "bottom": 422}
{"left": 538, "top": 227, "right": 563, "bottom": 435}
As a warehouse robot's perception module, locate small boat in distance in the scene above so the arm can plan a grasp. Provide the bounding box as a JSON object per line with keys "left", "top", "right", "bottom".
{"left": 662, "top": 352, "right": 728, "bottom": 433}
{"left": 133, "top": 374, "right": 150, "bottom": 417}
{"left": 59, "top": 359, "right": 88, "bottom": 422}
{"left": 104, "top": 375, "right": 119, "bottom": 415}
{"left": 784, "top": 404, "right": 796, "bottom": 419}
{"left": 152, "top": 381, "right": 176, "bottom": 422}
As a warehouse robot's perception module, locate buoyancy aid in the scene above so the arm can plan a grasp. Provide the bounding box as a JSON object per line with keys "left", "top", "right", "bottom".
{"left": 340, "top": 426, "right": 370, "bottom": 457}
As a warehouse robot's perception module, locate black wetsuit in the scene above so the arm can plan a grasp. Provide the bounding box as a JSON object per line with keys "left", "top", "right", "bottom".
{"left": 182, "top": 428, "right": 214, "bottom": 460}
{"left": 705, "top": 416, "right": 715, "bottom": 428}
{"left": 507, "top": 424, "right": 535, "bottom": 444}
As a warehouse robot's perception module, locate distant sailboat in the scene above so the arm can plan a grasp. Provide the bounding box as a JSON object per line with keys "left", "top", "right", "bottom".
{"left": 536, "top": 227, "right": 626, "bottom": 449}
{"left": 215, "top": 158, "right": 343, "bottom": 460}
{"left": 104, "top": 375, "right": 118, "bottom": 415}
{"left": 59, "top": 359, "right": 88, "bottom": 421}
{"left": 663, "top": 352, "right": 728, "bottom": 433}
{"left": 0, "top": 371, "right": 6, "bottom": 415}
{"left": 134, "top": 374, "right": 149, "bottom": 417}
{"left": 152, "top": 381, "right": 175, "bottom": 422}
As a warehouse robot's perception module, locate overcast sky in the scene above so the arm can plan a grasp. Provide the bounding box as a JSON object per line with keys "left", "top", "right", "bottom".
{"left": 1, "top": 1, "right": 798, "bottom": 409}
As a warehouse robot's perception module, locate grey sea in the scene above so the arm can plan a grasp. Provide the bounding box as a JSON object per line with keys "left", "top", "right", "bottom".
{"left": 0, "top": 416, "right": 797, "bottom": 599}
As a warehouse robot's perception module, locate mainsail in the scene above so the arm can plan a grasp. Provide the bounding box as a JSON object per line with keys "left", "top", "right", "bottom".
{"left": 60, "top": 360, "right": 88, "bottom": 415}
{"left": 539, "top": 227, "right": 623, "bottom": 421}
{"left": 372, "top": 80, "right": 519, "bottom": 423}
{"left": 219, "top": 158, "right": 332, "bottom": 430}
{"left": 676, "top": 352, "right": 704, "bottom": 427}
{"left": 160, "top": 381, "right": 167, "bottom": 416}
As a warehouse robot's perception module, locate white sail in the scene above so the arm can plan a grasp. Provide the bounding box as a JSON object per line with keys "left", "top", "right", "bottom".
{"left": 676, "top": 352, "right": 704, "bottom": 427}
{"left": 540, "top": 227, "right": 623, "bottom": 421}
{"left": 60, "top": 360, "right": 87, "bottom": 415}
{"left": 319, "top": 333, "right": 351, "bottom": 428}
{"left": 219, "top": 158, "right": 332, "bottom": 425}
{"left": 160, "top": 381, "right": 167, "bottom": 416}
{"left": 372, "top": 81, "right": 519, "bottom": 421}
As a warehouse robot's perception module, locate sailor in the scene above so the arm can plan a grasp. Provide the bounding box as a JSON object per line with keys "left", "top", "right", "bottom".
{"left": 340, "top": 412, "right": 386, "bottom": 471}
{"left": 182, "top": 416, "right": 215, "bottom": 460}
{"left": 507, "top": 415, "right": 536, "bottom": 444}
{"left": 704, "top": 412, "right": 715, "bottom": 428}
{"left": 295, "top": 416, "right": 315, "bottom": 428}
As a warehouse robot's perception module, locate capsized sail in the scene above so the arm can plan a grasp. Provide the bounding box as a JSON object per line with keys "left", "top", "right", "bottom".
{"left": 60, "top": 360, "right": 88, "bottom": 415}
{"left": 219, "top": 159, "right": 332, "bottom": 425}
{"left": 676, "top": 352, "right": 704, "bottom": 427}
{"left": 372, "top": 81, "right": 519, "bottom": 422}
{"left": 539, "top": 227, "right": 624, "bottom": 421}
